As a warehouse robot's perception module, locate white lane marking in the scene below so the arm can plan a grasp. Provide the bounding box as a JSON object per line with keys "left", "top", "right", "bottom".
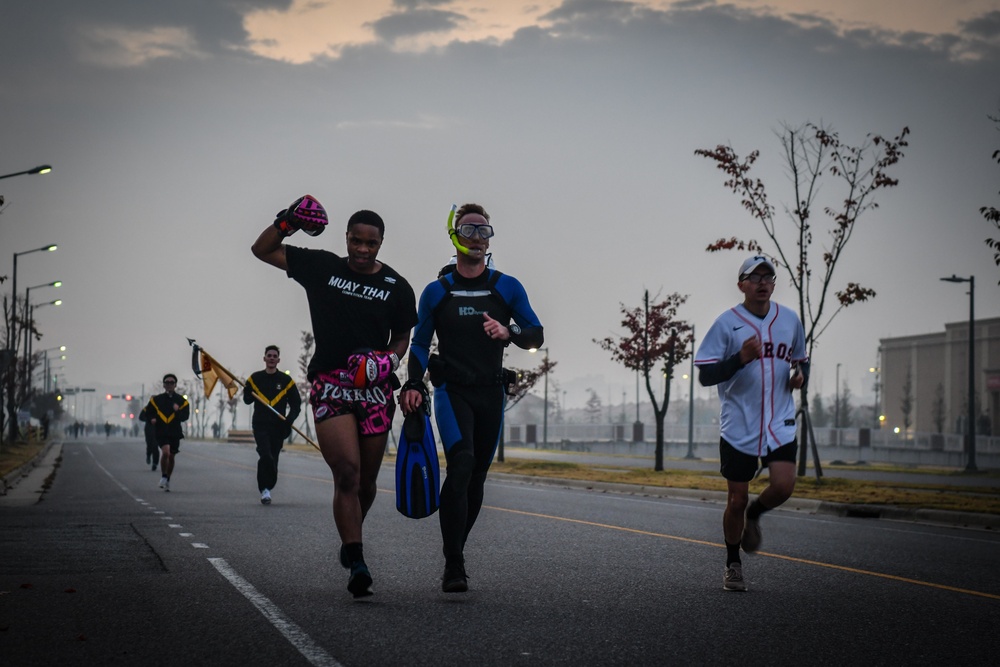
{"left": 208, "top": 558, "right": 343, "bottom": 667}
{"left": 192, "top": 543, "right": 209, "bottom": 549}
{"left": 180, "top": 533, "right": 193, "bottom": 537}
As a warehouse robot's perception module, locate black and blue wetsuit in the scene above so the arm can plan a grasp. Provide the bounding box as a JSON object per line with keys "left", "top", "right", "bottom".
{"left": 408, "top": 267, "right": 543, "bottom": 566}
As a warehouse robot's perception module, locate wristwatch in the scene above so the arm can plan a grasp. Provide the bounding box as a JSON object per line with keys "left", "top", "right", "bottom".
{"left": 509, "top": 323, "right": 521, "bottom": 336}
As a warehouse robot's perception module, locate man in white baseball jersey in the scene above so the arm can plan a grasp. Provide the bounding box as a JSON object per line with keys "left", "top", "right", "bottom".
{"left": 695, "top": 255, "right": 809, "bottom": 592}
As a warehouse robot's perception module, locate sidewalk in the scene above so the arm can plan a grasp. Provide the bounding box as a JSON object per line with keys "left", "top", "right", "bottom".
{"left": 0, "top": 440, "right": 61, "bottom": 506}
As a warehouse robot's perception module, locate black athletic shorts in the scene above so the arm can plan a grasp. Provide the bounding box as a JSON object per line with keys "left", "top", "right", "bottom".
{"left": 719, "top": 438, "right": 797, "bottom": 483}
{"left": 157, "top": 437, "right": 181, "bottom": 454}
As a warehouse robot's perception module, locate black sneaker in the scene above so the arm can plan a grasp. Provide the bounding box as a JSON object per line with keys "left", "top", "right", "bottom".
{"left": 347, "top": 562, "right": 373, "bottom": 598}
{"left": 441, "top": 563, "right": 468, "bottom": 593}
{"left": 741, "top": 516, "right": 762, "bottom": 553}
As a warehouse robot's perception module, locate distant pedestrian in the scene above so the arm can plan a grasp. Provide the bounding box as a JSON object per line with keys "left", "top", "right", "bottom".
{"left": 139, "top": 374, "right": 190, "bottom": 492}
{"left": 243, "top": 345, "right": 302, "bottom": 505}
{"left": 140, "top": 403, "right": 160, "bottom": 471}
{"left": 695, "top": 255, "right": 809, "bottom": 592}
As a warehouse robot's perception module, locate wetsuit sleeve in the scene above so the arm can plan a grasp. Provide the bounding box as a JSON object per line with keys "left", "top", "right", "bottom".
{"left": 407, "top": 280, "right": 445, "bottom": 382}
{"left": 497, "top": 274, "right": 544, "bottom": 351}
{"left": 698, "top": 353, "right": 745, "bottom": 387}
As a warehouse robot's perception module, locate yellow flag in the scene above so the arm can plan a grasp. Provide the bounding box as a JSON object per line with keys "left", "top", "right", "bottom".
{"left": 201, "top": 351, "right": 238, "bottom": 399}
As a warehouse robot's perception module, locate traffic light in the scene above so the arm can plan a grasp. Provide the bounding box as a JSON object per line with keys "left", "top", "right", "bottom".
{"left": 124, "top": 394, "right": 133, "bottom": 401}
{"left": 106, "top": 393, "right": 113, "bottom": 400}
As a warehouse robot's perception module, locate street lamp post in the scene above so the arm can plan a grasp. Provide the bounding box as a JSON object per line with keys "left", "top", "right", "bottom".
{"left": 28, "top": 299, "right": 63, "bottom": 394}
{"left": 0, "top": 165, "right": 52, "bottom": 180}
{"left": 685, "top": 324, "right": 696, "bottom": 459}
{"left": 40, "top": 346, "right": 67, "bottom": 394}
{"left": 23, "top": 281, "right": 62, "bottom": 393}
{"left": 835, "top": 363, "right": 842, "bottom": 430}
{"left": 940, "top": 274, "right": 976, "bottom": 472}
{"left": 530, "top": 346, "right": 550, "bottom": 446}
{"left": 5, "top": 244, "right": 57, "bottom": 443}
{"left": 869, "top": 359, "right": 881, "bottom": 430}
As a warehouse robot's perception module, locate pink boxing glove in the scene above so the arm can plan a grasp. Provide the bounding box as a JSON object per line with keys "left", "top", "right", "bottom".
{"left": 343, "top": 351, "right": 399, "bottom": 388}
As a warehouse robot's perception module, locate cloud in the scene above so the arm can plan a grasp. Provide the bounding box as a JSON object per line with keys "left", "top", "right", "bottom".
{"left": 368, "top": 8, "right": 467, "bottom": 43}
{"left": 75, "top": 24, "right": 208, "bottom": 67}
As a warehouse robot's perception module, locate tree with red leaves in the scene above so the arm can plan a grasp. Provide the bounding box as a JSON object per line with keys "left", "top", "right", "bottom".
{"left": 696, "top": 122, "right": 909, "bottom": 474}
{"left": 595, "top": 291, "right": 692, "bottom": 471}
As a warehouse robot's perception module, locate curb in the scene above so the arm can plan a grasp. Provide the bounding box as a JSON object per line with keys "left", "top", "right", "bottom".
{"left": 491, "top": 472, "right": 1000, "bottom": 531}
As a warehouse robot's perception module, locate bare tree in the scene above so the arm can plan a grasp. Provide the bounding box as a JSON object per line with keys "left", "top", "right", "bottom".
{"left": 696, "top": 122, "right": 909, "bottom": 472}
{"left": 595, "top": 291, "right": 692, "bottom": 471}
{"left": 932, "top": 383, "right": 946, "bottom": 434}
{"left": 900, "top": 368, "right": 914, "bottom": 436}
{"left": 496, "top": 357, "right": 553, "bottom": 461}
{"left": 584, "top": 388, "right": 602, "bottom": 424}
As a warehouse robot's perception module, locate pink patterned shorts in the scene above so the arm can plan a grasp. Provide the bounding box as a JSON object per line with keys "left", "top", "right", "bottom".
{"left": 309, "top": 371, "right": 396, "bottom": 436}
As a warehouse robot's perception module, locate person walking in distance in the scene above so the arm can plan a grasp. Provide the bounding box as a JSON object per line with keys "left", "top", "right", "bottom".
{"left": 399, "top": 202, "right": 544, "bottom": 593}
{"left": 140, "top": 374, "right": 191, "bottom": 492}
{"left": 244, "top": 345, "right": 302, "bottom": 505}
{"left": 252, "top": 196, "right": 417, "bottom": 598}
{"left": 695, "top": 255, "right": 808, "bottom": 592}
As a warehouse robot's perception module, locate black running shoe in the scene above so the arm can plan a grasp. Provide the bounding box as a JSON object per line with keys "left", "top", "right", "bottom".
{"left": 348, "top": 562, "right": 373, "bottom": 598}
{"left": 441, "top": 564, "right": 468, "bottom": 593}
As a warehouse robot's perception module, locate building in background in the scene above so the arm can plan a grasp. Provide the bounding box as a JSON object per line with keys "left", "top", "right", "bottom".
{"left": 879, "top": 317, "right": 1000, "bottom": 437}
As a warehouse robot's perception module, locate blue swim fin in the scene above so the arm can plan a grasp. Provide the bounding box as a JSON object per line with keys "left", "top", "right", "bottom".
{"left": 395, "top": 410, "right": 440, "bottom": 519}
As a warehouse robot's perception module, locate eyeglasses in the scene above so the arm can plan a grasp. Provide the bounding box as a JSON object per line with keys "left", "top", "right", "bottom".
{"left": 456, "top": 223, "right": 494, "bottom": 240}
{"left": 742, "top": 274, "right": 776, "bottom": 284}
{"left": 163, "top": 380, "right": 176, "bottom": 385}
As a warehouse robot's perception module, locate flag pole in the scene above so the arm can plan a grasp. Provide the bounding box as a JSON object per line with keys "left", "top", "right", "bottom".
{"left": 187, "top": 338, "right": 320, "bottom": 452}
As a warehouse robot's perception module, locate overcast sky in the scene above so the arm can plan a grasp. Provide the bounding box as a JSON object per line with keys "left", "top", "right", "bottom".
{"left": 2, "top": 0, "right": 999, "bottom": 420}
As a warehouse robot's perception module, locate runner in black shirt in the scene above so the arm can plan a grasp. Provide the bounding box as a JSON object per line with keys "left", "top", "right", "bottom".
{"left": 252, "top": 200, "right": 416, "bottom": 598}
{"left": 243, "top": 345, "right": 301, "bottom": 505}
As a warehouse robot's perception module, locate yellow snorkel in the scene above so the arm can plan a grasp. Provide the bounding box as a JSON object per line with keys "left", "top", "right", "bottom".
{"left": 446, "top": 203, "right": 470, "bottom": 255}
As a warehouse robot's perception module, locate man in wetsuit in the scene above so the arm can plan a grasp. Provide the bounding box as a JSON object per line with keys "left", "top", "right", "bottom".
{"left": 400, "top": 202, "right": 543, "bottom": 593}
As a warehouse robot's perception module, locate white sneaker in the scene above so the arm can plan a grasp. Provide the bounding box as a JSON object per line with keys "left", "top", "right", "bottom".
{"left": 163, "top": 479, "right": 170, "bottom": 492}
{"left": 260, "top": 489, "right": 271, "bottom": 505}
{"left": 159, "top": 476, "right": 168, "bottom": 489}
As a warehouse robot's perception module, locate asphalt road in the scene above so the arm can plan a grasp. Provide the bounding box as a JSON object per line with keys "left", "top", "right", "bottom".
{"left": 2, "top": 438, "right": 998, "bottom": 666}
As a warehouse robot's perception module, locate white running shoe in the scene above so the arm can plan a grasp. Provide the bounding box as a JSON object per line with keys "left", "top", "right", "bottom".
{"left": 260, "top": 489, "right": 271, "bottom": 505}
{"left": 159, "top": 476, "right": 167, "bottom": 489}
{"left": 163, "top": 479, "right": 170, "bottom": 492}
